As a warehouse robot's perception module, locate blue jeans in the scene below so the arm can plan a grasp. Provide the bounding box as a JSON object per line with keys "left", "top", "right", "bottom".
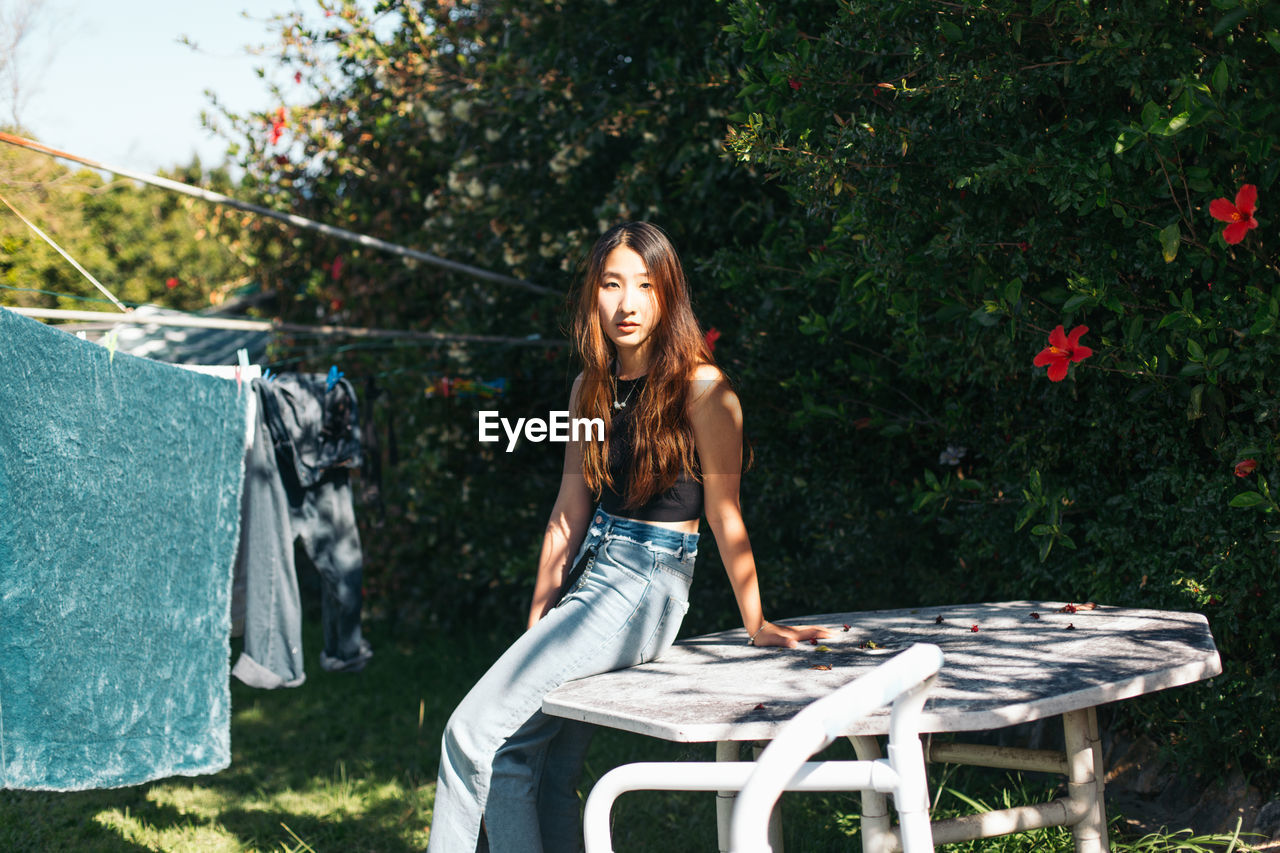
{"left": 231, "top": 379, "right": 371, "bottom": 689}
{"left": 427, "top": 508, "right": 698, "bottom": 853}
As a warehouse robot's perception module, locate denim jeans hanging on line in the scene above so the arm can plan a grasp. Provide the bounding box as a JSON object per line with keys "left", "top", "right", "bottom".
{"left": 231, "top": 375, "right": 371, "bottom": 688}
{"left": 427, "top": 508, "right": 698, "bottom": 853}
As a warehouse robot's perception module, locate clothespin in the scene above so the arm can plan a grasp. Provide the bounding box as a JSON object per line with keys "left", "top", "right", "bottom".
{"left": 326, "top": 364, "right": 344, "bottom": 393}
{"left": 104, "top": 328, "right": 119, "bottom": 364}
{"left": 236, "top": 348, "right": 250, "bottom": 392}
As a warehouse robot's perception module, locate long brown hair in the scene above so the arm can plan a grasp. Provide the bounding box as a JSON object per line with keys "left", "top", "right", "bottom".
{"left": 571, "top": 222, "right": 714, "bottom": 508}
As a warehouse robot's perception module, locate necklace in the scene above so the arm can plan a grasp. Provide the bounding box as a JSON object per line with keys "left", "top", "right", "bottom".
{"left": 613, "top": 375, "right": 640, "bottom": 410}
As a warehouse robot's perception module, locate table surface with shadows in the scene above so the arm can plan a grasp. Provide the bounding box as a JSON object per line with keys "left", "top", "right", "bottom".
{"left": 542, "top": 600, "right": 1222, "bottom": 742}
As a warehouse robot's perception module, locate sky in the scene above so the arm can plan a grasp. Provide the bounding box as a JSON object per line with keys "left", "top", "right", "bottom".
{"left": 13, "top": 0, "right": 385, "bottom": 175}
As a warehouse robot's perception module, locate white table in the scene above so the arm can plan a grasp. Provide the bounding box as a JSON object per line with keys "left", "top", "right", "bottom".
{"left": 543, "top": 601, "right": 1222, "bottom": 852}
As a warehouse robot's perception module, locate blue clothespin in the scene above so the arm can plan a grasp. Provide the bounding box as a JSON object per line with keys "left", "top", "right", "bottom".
{"left": 326, "top": 365, "right": 344, "bottom": 393}
{"left": 262, "top": 368, "right": 274, "bottom": 383}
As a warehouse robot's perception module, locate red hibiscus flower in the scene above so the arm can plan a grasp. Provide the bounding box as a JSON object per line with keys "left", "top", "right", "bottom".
{"left": 165, "top": 277, "right": 179, "bottom": 290}
{"left": 1209, "top": 184, "right": 1258, "bottom": 245}
{"left": 704, "top": 327, "right": 721, "bottom": 352}
{"left": 1033, "top": 325, "right": 1093, "bottom": 382}
{"left": 1235, "top": 459, "right": 1258, "bottom": 478}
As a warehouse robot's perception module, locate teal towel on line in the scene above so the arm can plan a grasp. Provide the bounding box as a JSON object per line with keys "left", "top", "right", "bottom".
{"left": 0, "top": 308, "right": 247, "bottom": 790}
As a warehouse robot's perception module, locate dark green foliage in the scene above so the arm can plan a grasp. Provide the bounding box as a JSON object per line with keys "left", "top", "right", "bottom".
{"left": 723, "top": 0, "right": 1280, "bottom": 779}
{"left": 226, "top": 0, "right": 785, "bottom": 636}
{"left": 228, "top": 0, "right": 1280, "bottom": 785}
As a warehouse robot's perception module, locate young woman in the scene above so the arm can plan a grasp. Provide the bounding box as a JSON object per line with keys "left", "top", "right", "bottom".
{"left": 427, "top": 221, "right": 831, "bottom": 852}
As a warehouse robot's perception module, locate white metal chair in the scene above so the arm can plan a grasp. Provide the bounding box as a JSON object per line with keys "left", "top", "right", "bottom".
{"left": 582, "top": 642, "right": 944, "bottom": 853}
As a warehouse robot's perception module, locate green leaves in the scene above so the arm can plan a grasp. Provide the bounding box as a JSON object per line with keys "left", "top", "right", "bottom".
{"left": 1213, "top": 7, "right": 1249, "bottom": 37}
{"left": 1114, "top": 127, "right": 1144, "bottom": 155}
{"left": 1211, "top": 59, "right": 1230, "bottom": 94}
{"left": 1230, "top": 474, "right": 1279, "bottom": 512}
{"left": 1159, "top": 223, "right": 1182, "bottom": 262}
{"left": 200, "top": 0, "right": 1280, "bottom": 791}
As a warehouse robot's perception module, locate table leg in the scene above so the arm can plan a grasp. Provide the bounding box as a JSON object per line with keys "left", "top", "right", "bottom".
{"left": 1062, "top": 707, "right": 1110, "bottom": 853}
{"left": 713, "top": 742, "right": 787, "bottom": 852}
{"left": 752, "top": 742, "right": 785, "bottom": 851}
{"left": 716, "top": 740, "right": 738, "bottom": 853}
{"left": 848, "top": 735, "right": 893, "bottom": 853}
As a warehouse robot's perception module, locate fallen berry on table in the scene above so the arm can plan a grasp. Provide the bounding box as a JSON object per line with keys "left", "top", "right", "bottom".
{"left": 935, "top": 615, "right": 944, "bottom": 624}
{"left": 1066, "top": 623, "right": 1076, "bottom": 630}
{"left": 753, "top": 703, "right": 766, "bottom": 710}
{"left": 858, "top": 640, "right": 880, "bottom": 650}
{"left": 809, "top": 638, "right": 818, "bottom": 645}
{"left": 1030, "top": 612, "right": 1041, "bottom": 619}
{"left": 1061, "top": 603, "right": 1078, "bottom": 614}
{"left": 842, "top": 624, "right": 851, "bottom": 631}
{"left": 971, "top": 625, "right": 980, "bottom": 632}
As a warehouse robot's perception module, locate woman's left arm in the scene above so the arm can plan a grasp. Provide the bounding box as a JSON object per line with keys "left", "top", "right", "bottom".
{"left": 689, "top": 365, "right": 832, "bottom": 649}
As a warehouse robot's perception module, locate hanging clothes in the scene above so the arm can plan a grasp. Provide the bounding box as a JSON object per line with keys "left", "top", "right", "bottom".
{"left": 0, "top": 308, "right": 246, "bottom": 791}
{"left": 229, "top": 381, "right": 306, "bottom": 688}
{"left": 231, "top": 373, "right": 371, "bottom": 689}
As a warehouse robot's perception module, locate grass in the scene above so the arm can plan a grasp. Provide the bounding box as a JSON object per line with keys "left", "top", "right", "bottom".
{"left": 0, "top": 618, "right": 485, "bottom": 853}
{"left": 0, "top": 619, "right": 1258, "bottom": 851}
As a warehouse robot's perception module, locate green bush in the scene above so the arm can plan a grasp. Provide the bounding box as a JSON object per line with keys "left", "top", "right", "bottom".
{"left": 223, "top": 0, "right": 780, "bottom": 634}
{"left": 722, "top": 0, "right": 1280, "bottom": 778}
{"left": 227, "top": 0, "right": 1280, "bottom": 785}
{"left": 0, "top": 146, "right": 246, "bottom": 312}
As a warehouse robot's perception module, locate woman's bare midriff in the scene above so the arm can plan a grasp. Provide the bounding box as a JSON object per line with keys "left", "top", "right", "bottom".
{"left": 614, "top": 515, "right": 700, "bottom": 535}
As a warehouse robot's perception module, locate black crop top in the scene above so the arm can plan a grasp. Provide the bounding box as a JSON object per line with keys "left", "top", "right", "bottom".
{"left": 598, "top": 375, "right": 703, "bottom": 522}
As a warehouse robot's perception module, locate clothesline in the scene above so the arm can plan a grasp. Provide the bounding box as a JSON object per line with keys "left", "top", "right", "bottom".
{"left": 0, "top": 131, "right": 557, "bottom": 297}
{"left": 5, "top": 306, "right": 565, "bottom": 348}
{"left": 0, "top": 191, "right": 129, "bottom": 312}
